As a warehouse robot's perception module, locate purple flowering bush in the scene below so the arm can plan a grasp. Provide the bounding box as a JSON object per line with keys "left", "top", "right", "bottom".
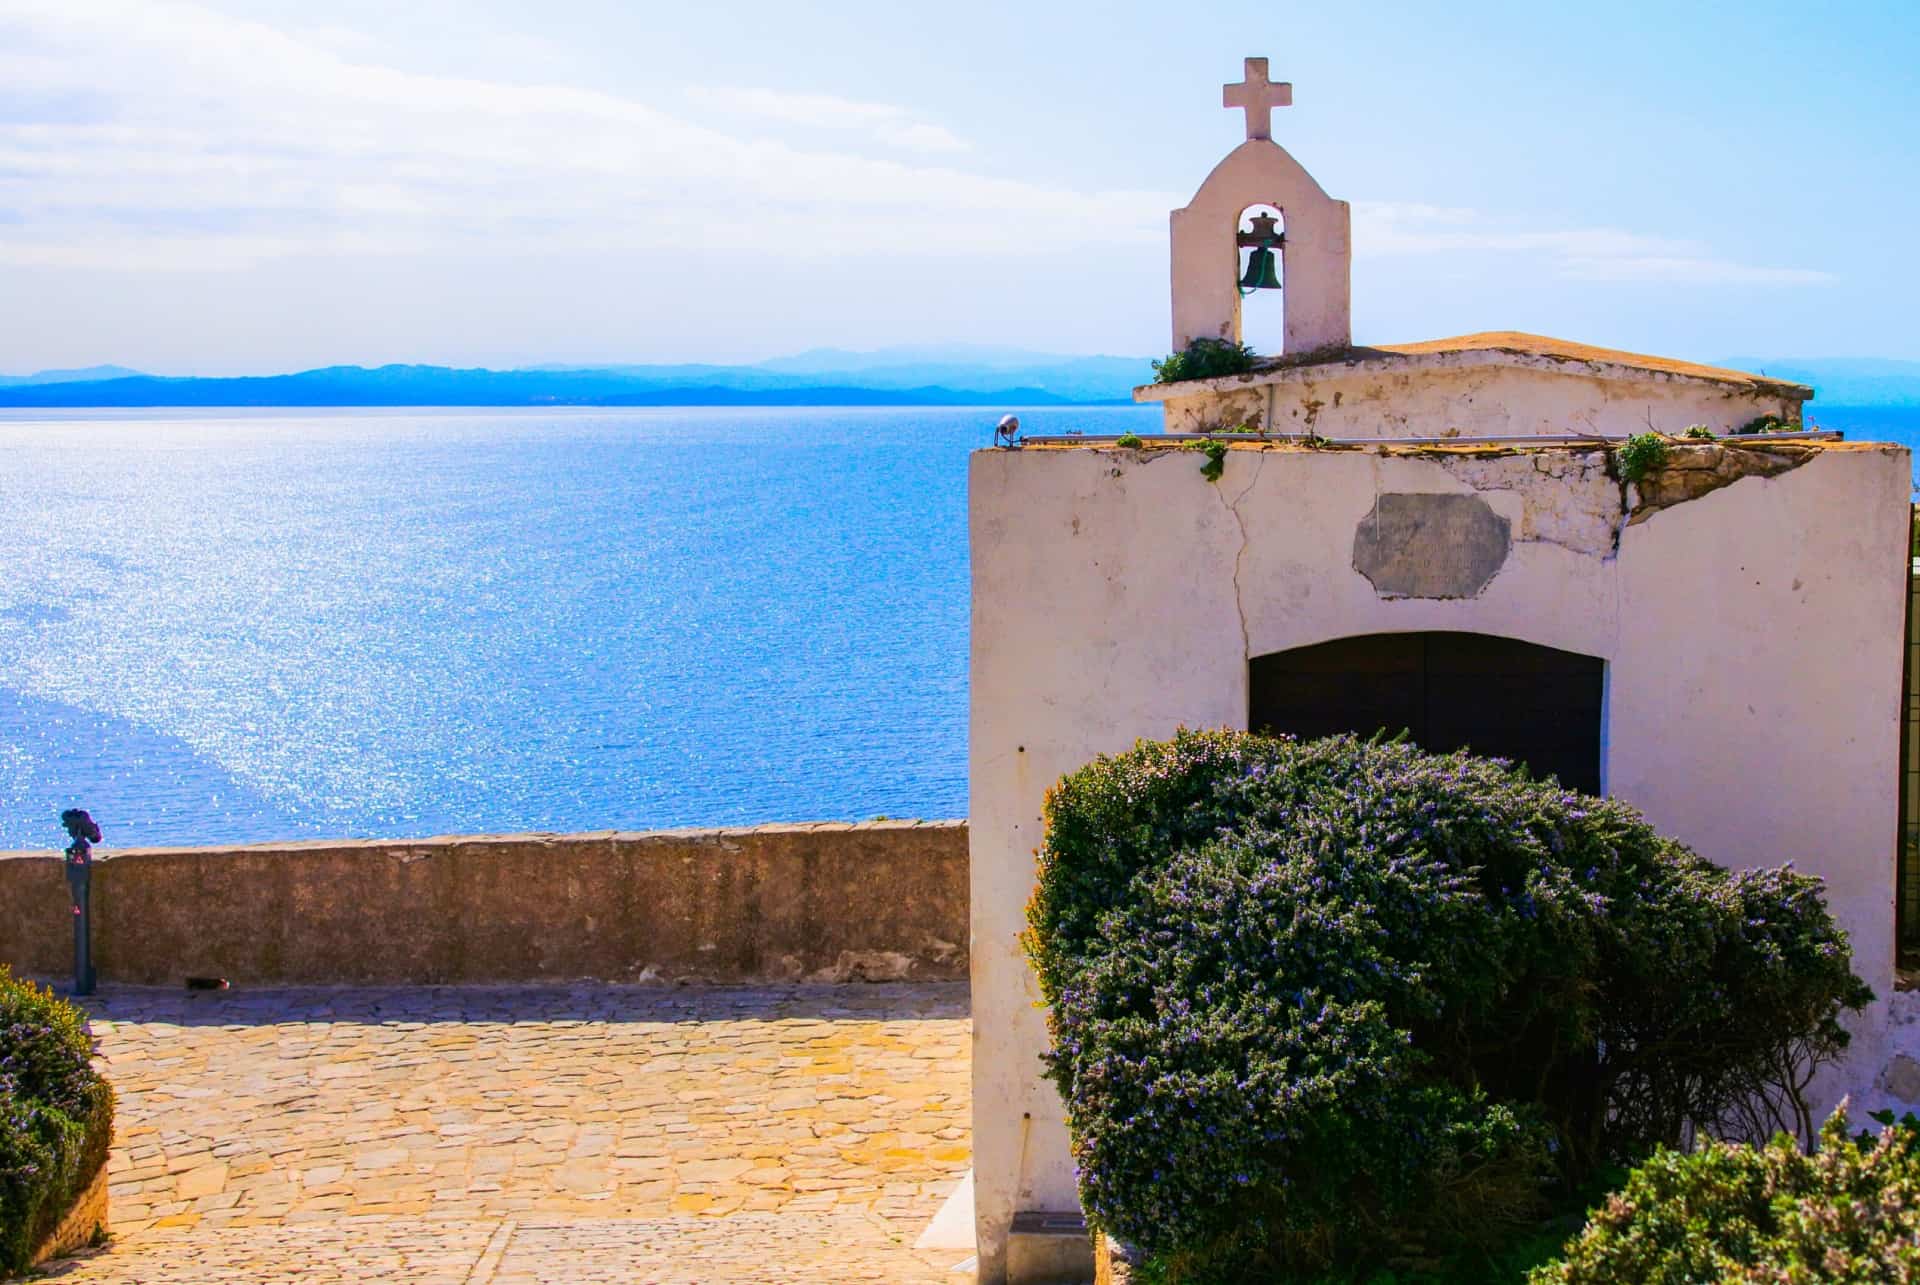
{"left": 1535, "top": 1106, "right": 1920, "bottom": 1282}
{"left": 1026, "top": 730, "right": 1871, "bottom": 1280}
{"left": 0, "top": 967, "right": 112, "bottom": 1272}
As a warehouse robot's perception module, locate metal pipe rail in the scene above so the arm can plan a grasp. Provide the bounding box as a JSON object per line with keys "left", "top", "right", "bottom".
{"left": 1014, "top": 430, "right": 1845, "bottom": 447}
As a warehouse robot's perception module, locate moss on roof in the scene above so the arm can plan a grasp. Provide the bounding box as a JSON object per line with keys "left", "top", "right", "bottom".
{"left": 1141, "top": 331, "right": 1814, "bottom": 400}
{"left": 1367, "top": 332, "right": 1805, "bottom": 393}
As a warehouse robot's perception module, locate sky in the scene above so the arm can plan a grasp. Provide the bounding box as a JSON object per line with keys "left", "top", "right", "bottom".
{"left": 0, "top": 0, "right": 1916, "bottom": 374}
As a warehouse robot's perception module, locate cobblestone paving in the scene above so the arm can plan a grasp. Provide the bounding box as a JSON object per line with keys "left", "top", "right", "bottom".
{"left": 37, "top": 984, "right": 972, "bottom": 1283}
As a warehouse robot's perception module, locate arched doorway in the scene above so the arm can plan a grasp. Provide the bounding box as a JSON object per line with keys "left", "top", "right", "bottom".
{"left": 1249, "top": 632, "right": 1604, "bottom": 794}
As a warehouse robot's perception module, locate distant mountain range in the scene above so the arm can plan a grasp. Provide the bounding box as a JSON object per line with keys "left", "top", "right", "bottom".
{"left": 0, "top": 350, "right": 1914, "bottom": 408}
{"left": 0, "top": 364, "right": 144, "bottom": 388}
{"left": 0, "top": 349, "right": 1154, "bottom": 408}
{"left": 1716, "top": 358, "right": 1920, "bottom": 409}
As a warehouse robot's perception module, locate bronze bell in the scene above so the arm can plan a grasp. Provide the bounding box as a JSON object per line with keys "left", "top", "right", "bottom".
{"left": 1236, "top": 210, "right": 1284, "bottom": 291}
{"left": 1239, "top": 247, "right": 1281, "bottom": 290}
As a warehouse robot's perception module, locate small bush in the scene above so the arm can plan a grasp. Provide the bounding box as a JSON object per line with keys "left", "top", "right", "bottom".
{"left": 1617, "top": 433, "right": 1669, "bottom": 484}
{"left": 1116, "top": 433, "right": 1145, "bottom": 449}
{"left": 1199, "top": 440, "right": 1227, "bottom": 482}
{"left": 1027, "top": 730, "right": 1870, "bottom": 1281}
{"left": 1152, "top": 339, "right": 1257, "bottom": 385}
{"left": 0, "top": 968, "right": 113, "bottom": 1273}
{"left": 1733, "top": 414, "right": 1794, "bottom": 435}
{"left": 1681, "top": 425, "right": 1714, "bottom": 440}
{"left": 1534, "top": 1106, "right": 1920, "bottom": 1283}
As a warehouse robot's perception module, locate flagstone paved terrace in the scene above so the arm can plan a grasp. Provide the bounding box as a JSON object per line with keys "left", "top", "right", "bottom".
{"left": 38, "top": 983, "right": 974, "bottom": 1283}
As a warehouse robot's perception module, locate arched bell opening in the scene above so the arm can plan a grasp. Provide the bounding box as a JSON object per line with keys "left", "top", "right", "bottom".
{"left": 1248, "top": 631, "right": 1605, "bottom": 795}
{"left": 1235, "top": 203, "right": 1285, "bottom": 356}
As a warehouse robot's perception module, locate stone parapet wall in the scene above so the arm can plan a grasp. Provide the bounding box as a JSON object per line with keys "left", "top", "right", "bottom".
{"left": 0, "top": 822, "right": 967, "bottom": 986}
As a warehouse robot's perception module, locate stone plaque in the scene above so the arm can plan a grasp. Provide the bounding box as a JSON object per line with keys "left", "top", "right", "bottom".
{"left": 1352, "top": 492, "right": 1511, "bottom": 599}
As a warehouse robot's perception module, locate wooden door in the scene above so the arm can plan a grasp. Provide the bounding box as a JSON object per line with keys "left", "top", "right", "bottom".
{"left": 1249, "top": 632, "right": 1604, "bottom": 795}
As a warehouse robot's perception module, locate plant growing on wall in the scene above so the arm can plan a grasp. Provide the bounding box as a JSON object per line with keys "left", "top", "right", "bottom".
{"left": 1681, "top": 425, "right": 1714, "bottom": 440}
{"left": 1617, "top": 432, "right": 1670, "bottom": 484}
{"left": 1152, "top": 338, "right": 1257, "bottom": 385}
{"left": 1116, "top": 433, "right": 1145, "bottom": 449}
{"left": 1733, "top": 415, "right": 1794, "bottom": 435}
{"left": 1026, "top": 730, "right": 1871, "bottom": 1283}
{"left": 1198, "top": 440, "right": 1228, "bottom": 482}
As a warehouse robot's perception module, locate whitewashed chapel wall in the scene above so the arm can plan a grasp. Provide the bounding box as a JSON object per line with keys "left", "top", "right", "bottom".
{"left": 968, "top": 441, "right": 1909, "bottom": 1283}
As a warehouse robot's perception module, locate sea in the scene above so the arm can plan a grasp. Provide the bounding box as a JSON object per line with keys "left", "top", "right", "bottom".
{"left": 1, "top": 402, "right": 1913, "bottom": 851}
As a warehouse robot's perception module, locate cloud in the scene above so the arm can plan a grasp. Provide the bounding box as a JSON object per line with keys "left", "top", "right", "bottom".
{"left": 684, "top": 86, "right": 972, "bottom": 153}
{"left": 0, "top": 1, "right": 1831, "bottom": 294}
{"left": 1555, "top": 256, "right": 1834, "bottom": 286}
{"left": 1351, "top": 200, "right": 1831, "bottom": 287}
{"left": 0, "top": 0, "right": 1171, "bottom": 272}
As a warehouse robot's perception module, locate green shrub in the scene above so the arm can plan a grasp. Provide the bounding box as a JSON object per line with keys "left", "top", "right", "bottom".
{"left": 1533, "top": 1106, "right": 1920, "bottom": 1283}
{"left": 1616, "top": 433, "right": 1669, "bottom": 484}
{"left": 1199, "top": 440, "right": 1228, "bottom": 482}
{"left": 1026, "top": 730, "right": 1870, "bottom": 1281}
{"left": 0, "top": 968, "right": 113, "bottom": 1273}
{"left": 1733, "top": 415, "right": 1794, "bottom": 435}
{"left": 1116, "top": 433, "right": 1145, "bottom": 449}
{"left": 1681, "top": 425, "right": 1714, "bottom": 440}
{"left": 1152, "top": 339, "right": 1257, "bottom": 385}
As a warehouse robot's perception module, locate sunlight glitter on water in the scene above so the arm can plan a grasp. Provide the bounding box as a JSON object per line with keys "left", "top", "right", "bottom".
{"left": 0, "top": 404, "right": 1158, "bottom": 848}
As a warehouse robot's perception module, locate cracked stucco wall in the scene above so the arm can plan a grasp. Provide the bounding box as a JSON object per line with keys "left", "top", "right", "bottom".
{"left": 1628, "top": 441, "right": 1821, "bottom": 523}
{"left": 969, "top": 440, "right": 1909, "bottom": 1282}
{"left": 1435, "top": 449, "right": 1619, "bottom": 557}
{"left": 1342, "top": 441, "right": 1824, "bottom": 592}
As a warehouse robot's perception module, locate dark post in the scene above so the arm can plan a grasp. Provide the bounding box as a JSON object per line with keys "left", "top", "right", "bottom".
{"left": 60, "top": 809, "right": 100, "bottom": 997}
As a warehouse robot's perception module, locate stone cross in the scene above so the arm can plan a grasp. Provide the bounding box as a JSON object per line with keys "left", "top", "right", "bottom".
{"left": 1223, "top": 56, "right": 1292, "bottom": 141}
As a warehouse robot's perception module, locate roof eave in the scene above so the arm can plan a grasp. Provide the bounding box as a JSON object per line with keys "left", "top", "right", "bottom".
{"left": 1133, "top": 347, "right": 1813, "bottom": 404}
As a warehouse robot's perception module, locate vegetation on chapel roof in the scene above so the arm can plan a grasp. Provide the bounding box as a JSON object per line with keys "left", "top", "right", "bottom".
{"left": 1152, "top": 338, "right": 1258, "bottom": 385}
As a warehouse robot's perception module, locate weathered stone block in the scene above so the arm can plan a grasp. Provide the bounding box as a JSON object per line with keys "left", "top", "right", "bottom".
{"left": 1008, "top": 1210, "right": 1095, "bottom": 1285}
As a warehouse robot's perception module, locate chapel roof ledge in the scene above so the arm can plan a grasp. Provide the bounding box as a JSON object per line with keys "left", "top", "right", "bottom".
{"left": 1132, "top": 331, "right": 1815, "bottom": 403}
